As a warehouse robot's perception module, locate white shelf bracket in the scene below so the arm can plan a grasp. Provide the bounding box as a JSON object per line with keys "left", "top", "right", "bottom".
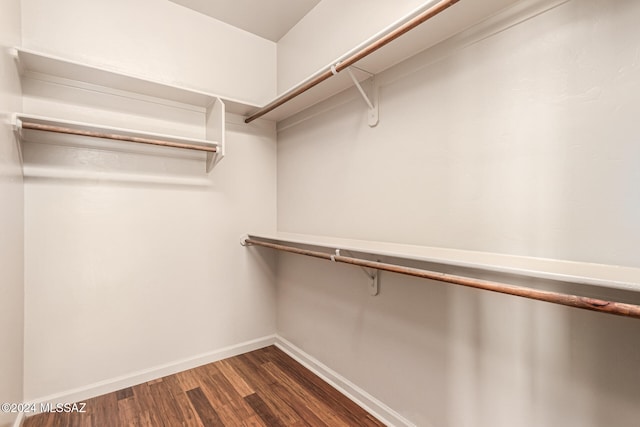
{"left": 205, "top": 97, "right": 226, "bottom": 172}
{"left": 369, "top": 269, "right": 380, "bottom": 296}
{"left": 346, "top": 67, "right": 379, "bottom": 127}
{"left": 11, "top": 114, "right": 24, "bottom": 140}
{"left": 11, "top": 113, "right": 21, "bottom": 130}
{"left": 10, "top": 48, "right": 25, "bottom": 76}
{"left": 336, "top": 249, "right": 380, "bottom": 296}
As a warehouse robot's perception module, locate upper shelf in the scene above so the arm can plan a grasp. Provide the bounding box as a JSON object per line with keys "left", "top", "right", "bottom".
{"left": 14, "top": 0, "right": 563, "bottom": 125}
{"left": 14, "top": 47, "right": 229, "bottom": 173}
{"left": 13, "top": 47, "right": 259, "bottom": 116}
{"left": 244, "top": 232, "right": 640, "bottom": 293}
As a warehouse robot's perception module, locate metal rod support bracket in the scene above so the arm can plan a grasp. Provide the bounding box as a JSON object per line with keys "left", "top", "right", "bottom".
{"left": 369, "top": 269, "right": 380, "bottom": 296}
{"left": 338, "top": 249, "right": 380, "bottom": 296}
{"left": 346, "top": 67, "right": 379, "bottom": 127}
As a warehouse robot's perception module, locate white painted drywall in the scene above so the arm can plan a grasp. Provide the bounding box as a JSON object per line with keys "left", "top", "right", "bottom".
{"left": 279, "top": 0, "right": 640, "bottom": 268}
{"left": 0, "top": 1, "right": 23, "bottom": 426}
{"left": 20, "top": 0, "right": 279, "bottom": 401}
{"left": 23, "top": 113, "right": 278, "bottom": 400}
{"left": 21, "top": 0, "right": 277, "bottom": 106}
{"left": 276, "top": 0, "right": 640, "bottom": 425}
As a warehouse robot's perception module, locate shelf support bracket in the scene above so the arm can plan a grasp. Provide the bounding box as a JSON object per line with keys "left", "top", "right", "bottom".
{"left": 11, "top": 114, "right": 25, "bottom": 143}
{"left": 205, "top": 97, "right": 225, "bottom": 172}
{"left": 334, "top": 249, "right": 380, "bottom": 296}
{"left": 345, "top": 67, "right": 379, "bottom": 128}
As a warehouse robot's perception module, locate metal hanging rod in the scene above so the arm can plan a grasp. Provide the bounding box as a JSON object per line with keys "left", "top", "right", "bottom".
{"left": 20, "top": 122, "right": 217, "bottom": 153}
{"left": 242, "top": 238, "right": 640, "bottom": 320}
{"left": 244, "top": 0, "right": 460, "bottom": 124}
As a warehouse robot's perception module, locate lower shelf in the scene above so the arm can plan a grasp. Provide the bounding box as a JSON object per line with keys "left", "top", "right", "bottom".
{"left": 13, "top": 113, "right": 223, "bottom": 172}
{"left": 243, "top": 232, "right": 640, "bottom": 293}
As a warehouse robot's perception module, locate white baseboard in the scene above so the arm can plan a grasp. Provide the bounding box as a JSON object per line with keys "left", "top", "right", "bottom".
{"left": 12, "top": 412, "right": 24, "bottom": 427}
{"left": 19, "top": 334, "right": 411, "bottom": 427}
{"left": 274, "top": 336, "right": 416, "bottom": 427}
{"left": 24, "top": 334, "right": 277, "bottom": 411}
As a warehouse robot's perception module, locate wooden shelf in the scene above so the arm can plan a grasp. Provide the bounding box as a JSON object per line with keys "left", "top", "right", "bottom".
{"left": 13, "top": 48, "right": 230, "bottom": 173}
{"left": 14, "top": 113, "right": 223, "bottom": 172}
{"left": 256, "top": 0, "right": 563, "bottom": 122}
{"left": 245, "top": 232, "right": 640, "bottom": 293}
{"left": 13, "top": 47, "right": 258, "bottom": 116}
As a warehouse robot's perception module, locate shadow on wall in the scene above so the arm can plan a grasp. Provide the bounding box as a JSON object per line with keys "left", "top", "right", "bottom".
{"left": 273, "top": 250, "right": 640, "bottom": 427}
{"left": 444, "top": 274, "right": 640, "bottom": 427}
{"left": 566, "top": 304, "right": 640, "bottom": 426}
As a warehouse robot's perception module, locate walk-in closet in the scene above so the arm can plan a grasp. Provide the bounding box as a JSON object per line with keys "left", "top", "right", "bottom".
{"left": 2, "top": 1, "right": 640, "bottom": 426}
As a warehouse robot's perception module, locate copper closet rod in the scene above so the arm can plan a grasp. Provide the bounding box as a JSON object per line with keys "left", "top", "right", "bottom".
{"left": 244, "top": 238, "right": 640, "bottom": 320}
{"left": 244, "top": 0, "right": 460, "bottom": 123}
{"left": 21, "top": 122, "right": 217, "bottom": 153}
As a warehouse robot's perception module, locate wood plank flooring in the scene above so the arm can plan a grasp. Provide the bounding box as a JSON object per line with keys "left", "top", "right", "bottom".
{"left": 24, "top": 345, "right": 386, "bottom": 427}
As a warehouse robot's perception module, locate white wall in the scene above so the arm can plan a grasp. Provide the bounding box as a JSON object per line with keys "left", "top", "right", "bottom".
{"left": 21, "top": 0, "right": 277, "bottom": 106}
{"left": 21, "top": 0, "right": 279, "bottom": 401}
{"left": 276, "top": 0, "right": 640, "bottom": 425}
{"left": 278, "top": 0, "right": 640, "bottom": 267}
{"left": 23, "top": 115, "right": 278, "bottom": 400}
{"left": 0, "top": 1, "right": 23, "bottom": 426}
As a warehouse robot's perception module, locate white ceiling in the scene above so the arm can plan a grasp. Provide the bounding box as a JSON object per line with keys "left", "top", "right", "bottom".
{"left": 169, "top": 0, "right": 321, "bottom": 42}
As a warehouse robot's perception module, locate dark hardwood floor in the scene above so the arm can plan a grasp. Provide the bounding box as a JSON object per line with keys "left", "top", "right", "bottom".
{"left": 24, "top": 345, "right": 386, "bottom": 426}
